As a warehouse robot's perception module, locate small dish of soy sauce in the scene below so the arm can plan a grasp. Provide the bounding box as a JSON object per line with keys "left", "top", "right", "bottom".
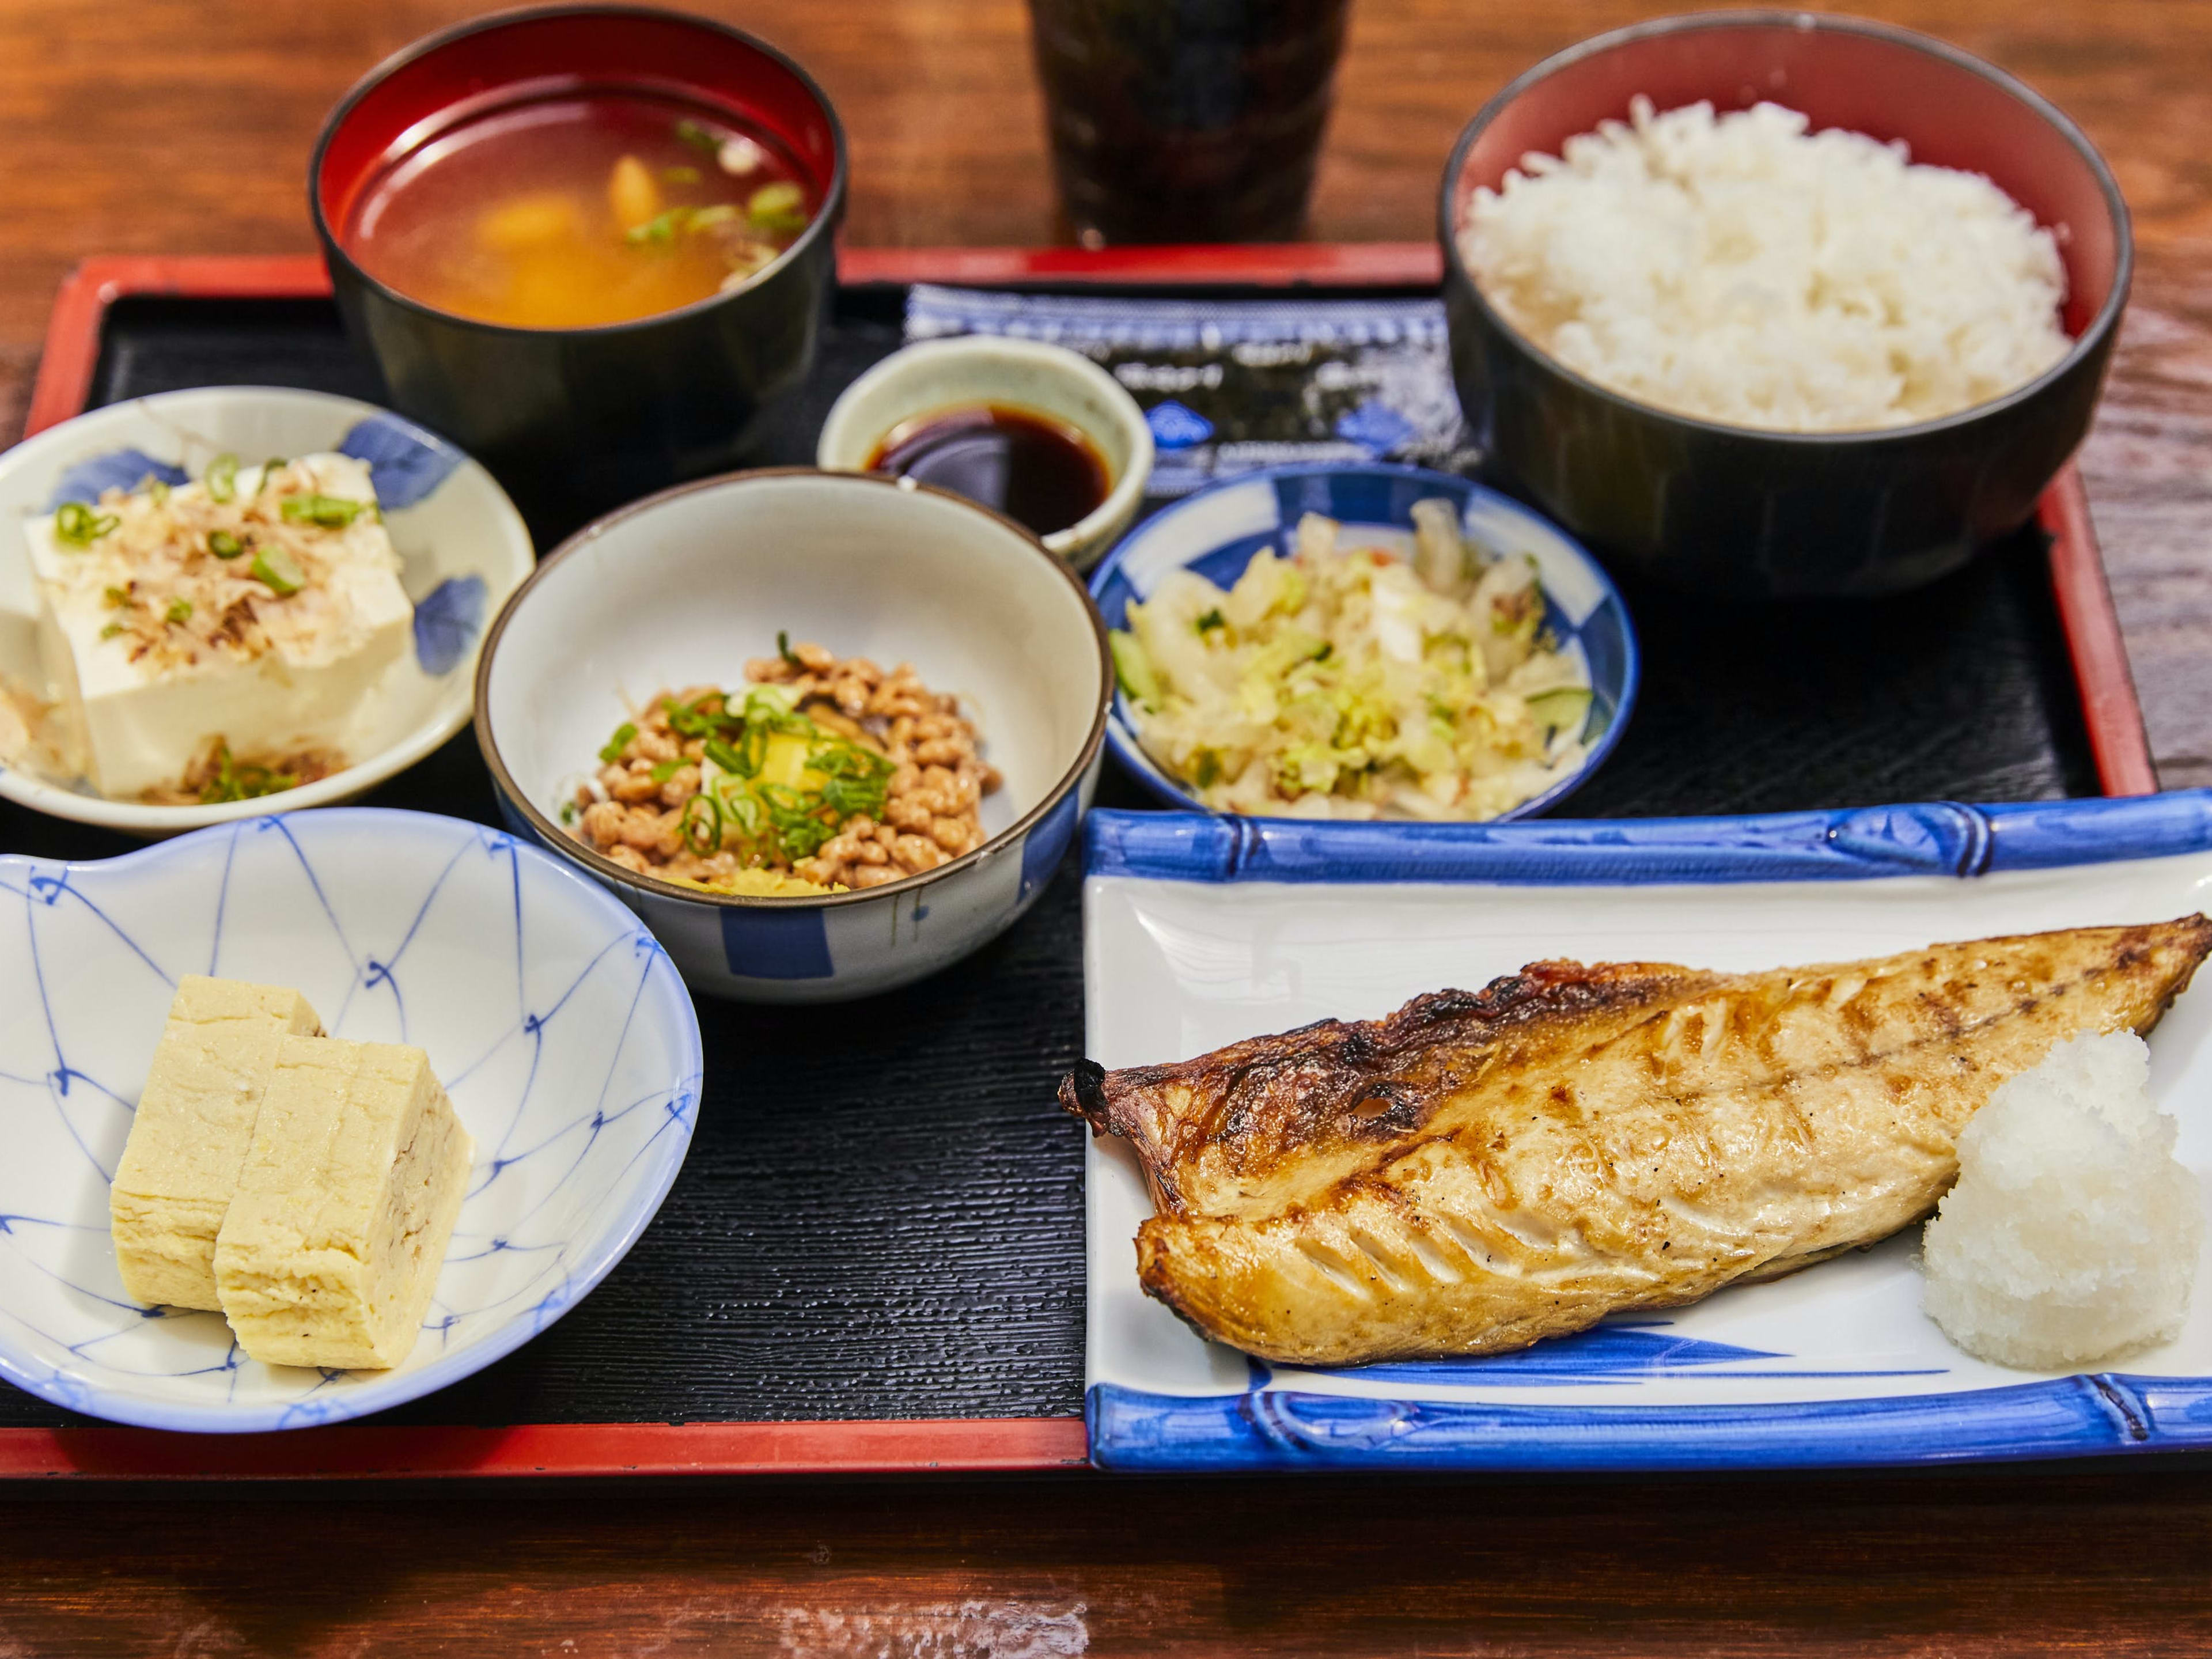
{"left": 817, "top": 337, "right": 1154, "bottom": 570}
{"left": 868, "top": 404, "right": 1107, "bottom": 539}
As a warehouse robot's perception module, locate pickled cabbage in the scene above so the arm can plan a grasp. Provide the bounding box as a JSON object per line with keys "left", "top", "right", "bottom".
{"left": 1111, "top": 503, "right": 1593, "bottom": 820}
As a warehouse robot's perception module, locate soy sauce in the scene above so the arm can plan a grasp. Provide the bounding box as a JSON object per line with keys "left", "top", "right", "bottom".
{"left": 868, "top": 405, "right": 1109, "bottom": 537}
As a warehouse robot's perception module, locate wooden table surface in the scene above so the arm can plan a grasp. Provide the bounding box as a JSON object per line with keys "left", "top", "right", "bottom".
{"left": 5, "top": 1, "right": 2212, "bottom": 1653}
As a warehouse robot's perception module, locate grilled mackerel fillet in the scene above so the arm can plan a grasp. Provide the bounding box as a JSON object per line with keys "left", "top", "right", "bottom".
{"left": 1062, "top": 918, "right": 2212, "bottom": 1367}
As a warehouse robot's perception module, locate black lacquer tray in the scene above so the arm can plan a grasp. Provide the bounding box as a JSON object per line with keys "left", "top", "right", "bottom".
{"left": 0, "top": 249, "right": 2145, "bottom": 1477}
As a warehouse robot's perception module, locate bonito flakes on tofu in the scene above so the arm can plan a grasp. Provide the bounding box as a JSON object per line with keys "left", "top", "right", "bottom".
{"left": 23, "top": 452, "right": 415, "bottom": 803}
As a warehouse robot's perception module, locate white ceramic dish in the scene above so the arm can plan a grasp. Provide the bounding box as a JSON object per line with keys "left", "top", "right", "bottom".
{"left": 0, "top": 807, "right": 700, "bottom": 1433}
{"left": 1080, "top": 797, "right": 2212, "bottom": 1472}
{"left": 816, "top": 336, "right": 1154, "bottom": 571}
{"left": 0, "top": 387, "right": 533, "bottom": 834}
{"left": 476, "top": 468, "right": 1112, "bottom": 1003}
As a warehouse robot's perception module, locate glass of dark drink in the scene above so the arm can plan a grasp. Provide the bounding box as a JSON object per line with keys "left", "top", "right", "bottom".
{"left": 1027, "top": 0, "right": 1353, "bottom": 244}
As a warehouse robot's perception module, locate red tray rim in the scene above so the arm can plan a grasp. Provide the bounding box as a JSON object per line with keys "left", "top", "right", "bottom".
{"left": 0, "top": 1418, "right": 1090, "bottom": 1480}
{"left": 2, "top": 245, "right": 2157, "bottom": 1480}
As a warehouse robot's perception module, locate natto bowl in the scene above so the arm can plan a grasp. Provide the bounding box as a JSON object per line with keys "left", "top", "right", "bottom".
{"left": 1437, "top": 10, "right": 2130, "bottom": 600}
{"left": 312, "top": 4, "right": 846, "bottom": 543}
{"left": 475, "top": 468, "right": 1112, "bottom": 1003}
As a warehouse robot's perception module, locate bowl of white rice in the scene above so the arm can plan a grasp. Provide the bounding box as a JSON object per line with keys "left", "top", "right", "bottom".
{"left": 1437, "top": 10, "right": 2130, "bottom": 599}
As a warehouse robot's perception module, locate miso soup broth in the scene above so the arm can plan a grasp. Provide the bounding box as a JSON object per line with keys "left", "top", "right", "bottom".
{"left": 344, "top": 94, "right": 816, "bottom": 329}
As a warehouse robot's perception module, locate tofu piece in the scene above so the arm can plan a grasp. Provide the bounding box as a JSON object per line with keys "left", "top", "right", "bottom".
{"left": 26, "top": 454, "right": 414, "bottom": 798}
{"left": 109, "top": 977, "right": 325, "bottom": 1310}
{"left": 213, "top": 1036, "right": 474, "bottom": 1370}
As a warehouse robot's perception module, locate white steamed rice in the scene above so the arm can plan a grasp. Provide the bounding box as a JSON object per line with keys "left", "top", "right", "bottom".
{"left": 1459, "top": 97, "right": 2072, "bottom": 433}
{"left": 1921, "top": 1030, "right": 2203, "bottom": 1371}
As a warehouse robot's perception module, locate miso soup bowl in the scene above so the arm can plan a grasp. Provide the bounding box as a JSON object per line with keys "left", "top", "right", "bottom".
{"left": 474, "top": 469, "right": 1112, "bottom": 1003}
{"left": 1438, "top": 10, "right": 2130, "bottom": 599}
{"left": 312, "top": 5, "right": 846, "bottom": 541}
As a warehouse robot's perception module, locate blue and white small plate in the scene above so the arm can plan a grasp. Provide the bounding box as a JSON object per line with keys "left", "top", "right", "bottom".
{"left": 1081, "top": 796, "right": 2212, "bottom": 1472}
{"left": 0, "top": 807, "right": 700, "bottom": 1432}
{"left": 1088, "top": 463, "right": 1638, "bottom": 819}
{"left": 0, "top": 387, "right": 533, "bottom": 834}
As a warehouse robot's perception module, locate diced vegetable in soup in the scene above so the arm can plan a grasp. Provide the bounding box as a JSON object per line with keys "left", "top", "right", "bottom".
{"left": 343, "top": 96, "right": 816, "bottom": 329}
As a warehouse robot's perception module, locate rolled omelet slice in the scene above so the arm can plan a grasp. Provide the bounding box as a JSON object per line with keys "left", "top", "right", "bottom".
{"left": 213, "top": 1035, "right": 474, "bottom": 1370}
{"left": 110, "top": 976, "right": 325, "bottom": 1310}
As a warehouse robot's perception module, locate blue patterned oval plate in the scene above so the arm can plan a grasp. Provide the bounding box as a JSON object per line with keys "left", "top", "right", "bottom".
{"left": 0, "top": 808, "right": 700, "bottom": 1432}
{"left": 1089, "top": 462, "right": 1637, "bottom": 821}
{"left": 0, "top": 387, "right": 532, "bottom": 834}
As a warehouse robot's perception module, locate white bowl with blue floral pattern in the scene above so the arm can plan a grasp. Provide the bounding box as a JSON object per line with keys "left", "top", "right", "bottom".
{"left": 475, "top": 468, "right": 1111, "bottom": 1003}
{"left": 0, "top": 807, "right": 700, "bottom": 1432}
{"left": 0, "top": 386, "right": 533, "bottom": 834}
{"left": 1090, "top": 462, "right": 1639, "bottom": 820}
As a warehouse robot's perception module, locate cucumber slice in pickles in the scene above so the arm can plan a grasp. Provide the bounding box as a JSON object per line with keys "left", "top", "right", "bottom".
{"left": 1526, "top": 685, "right": 1593, "bottom": 740}
{"left": 1111, "top": 630, "right": 1163, "bottom": 711}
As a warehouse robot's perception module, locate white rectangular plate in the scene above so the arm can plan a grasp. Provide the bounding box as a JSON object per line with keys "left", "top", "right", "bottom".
{"left": 1080, "top": 798, "right": 2212, "bottom": 1472}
